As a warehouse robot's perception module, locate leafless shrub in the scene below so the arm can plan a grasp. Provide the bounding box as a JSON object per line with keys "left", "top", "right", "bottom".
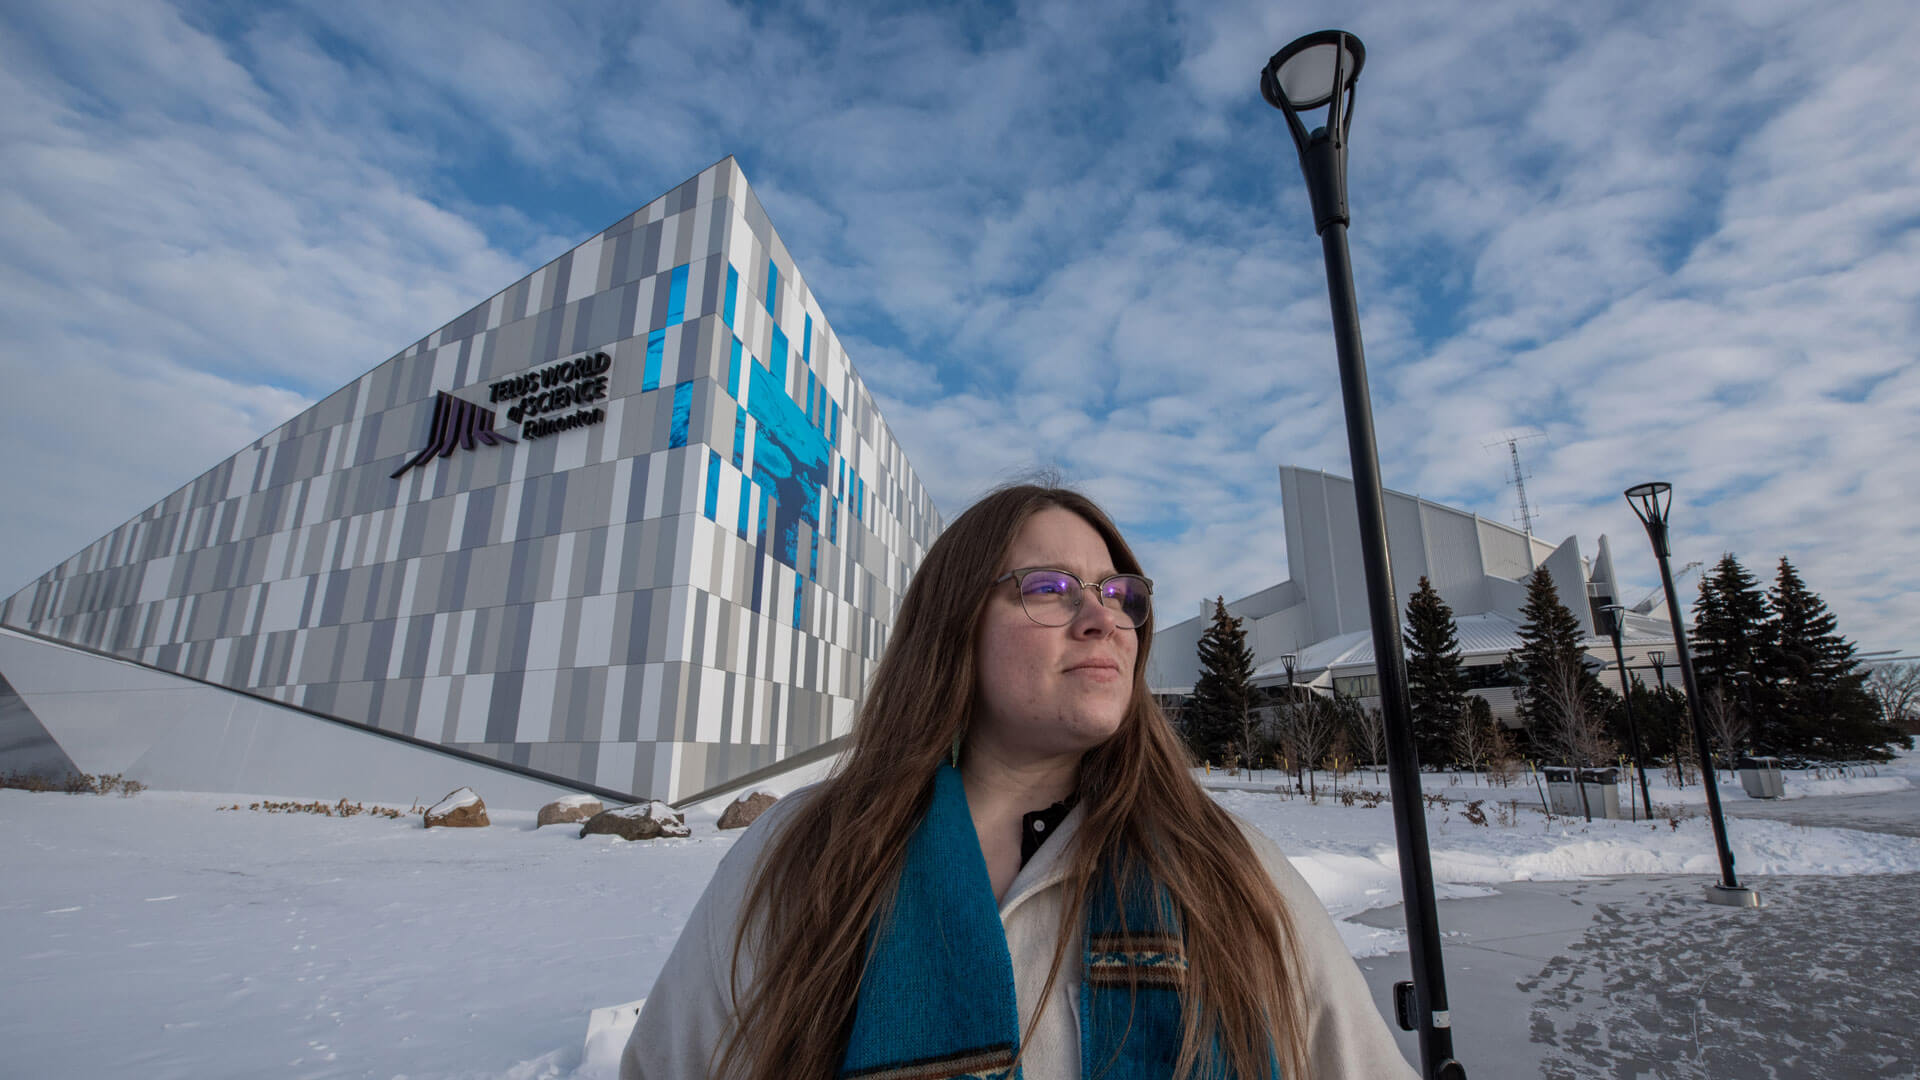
{"left": 1866, "top": 662, "right": 1920, "bottom": 732}
{"left": 1533, "top": 657, "right": 1616, "bottom": 772}
{"left": 1452, "top": 703, "right": 1502, "bottom": 783}
{"left": 1701, "top": 686, "right": 1749, "bottom": 776}
{"left": 1, "top": 770, "right": 58, "bottom": 793}
{"left": 5, "top": 771, "right": 147, "bottom": 796}
{"left": 1349, "top": 704, "right": 1388, "bottom": 784}
{"left": 225, "top": 798, "right": 411, "bottom": 819}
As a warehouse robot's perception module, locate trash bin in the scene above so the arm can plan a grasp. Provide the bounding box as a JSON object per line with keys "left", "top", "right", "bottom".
{"left": 1542, "top": 766, "right": 1624, "bottom": 819}
{"left": 1739, "top": 755, "right": 1785, "bottom": 799}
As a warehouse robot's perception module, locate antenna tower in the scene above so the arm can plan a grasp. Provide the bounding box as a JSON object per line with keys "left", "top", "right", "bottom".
{"left": 1483, "top": 431, "right": 1546, "bottom": 536}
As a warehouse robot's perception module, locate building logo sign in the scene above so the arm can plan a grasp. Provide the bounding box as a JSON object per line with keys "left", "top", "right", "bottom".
{"left": 389, "top": 393, "right": 515, "bottom": 479}
{"left": 391, "top": 350, "right": 615, "bottom": 480}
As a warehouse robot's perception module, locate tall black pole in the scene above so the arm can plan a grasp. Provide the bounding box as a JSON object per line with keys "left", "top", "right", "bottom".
{"left": 1641, "top": 516, "right": 1745, "bottom": 895}
{"left": 1265, "top": 35, "right": 1463, "bottom": 1074}
{"left": 1319, "top": 217, "right": 1458, "bottom": 1076}
{"left": 1604, "top": 621, "right": 1654, "bottom": 818}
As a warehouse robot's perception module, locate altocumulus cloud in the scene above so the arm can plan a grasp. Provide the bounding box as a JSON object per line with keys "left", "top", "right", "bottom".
{"left": 1, "top": 0, "right": 1916, "bottom": 651}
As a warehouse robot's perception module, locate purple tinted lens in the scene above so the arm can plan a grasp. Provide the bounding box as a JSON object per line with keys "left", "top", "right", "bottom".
{"left": 1101, "top": 576, "right": 1151, "bottom": 626}
{"left": 1019, "top": 570, "right": 1078, "bottom": 598}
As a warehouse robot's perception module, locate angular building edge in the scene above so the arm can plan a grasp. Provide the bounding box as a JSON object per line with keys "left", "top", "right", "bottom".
{"left": 1, "top": 156, "right": 939, "bottom": 803}
{"left": 1148, "top": 464, "right": 1677, "bottom": 730}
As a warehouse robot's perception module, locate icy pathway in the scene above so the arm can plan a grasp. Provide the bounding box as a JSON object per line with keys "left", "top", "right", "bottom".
{"left": 1358, "top": 874, "right": 1920, "bottom": 1079}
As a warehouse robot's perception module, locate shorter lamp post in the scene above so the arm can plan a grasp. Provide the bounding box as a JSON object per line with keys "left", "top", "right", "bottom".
{"left": 1648, "top": 648, "right": 1681, "bottom": 786}
{"left": 1625, "top": 482, "right": 1759, "bottom": 907}
{"left": 1733, "top": 670, "right": 1758, "bottom": 755}
{"left": 1600, "top": 604, "right": 1654, "bottom": 819}
{"left": 1280, "top": 652, "right": 1300, "bottom": 791}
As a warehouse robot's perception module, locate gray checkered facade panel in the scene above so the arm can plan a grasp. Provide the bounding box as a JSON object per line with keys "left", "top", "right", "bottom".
{"left": 0, "top": 158, "right": 939, "bottom": 801}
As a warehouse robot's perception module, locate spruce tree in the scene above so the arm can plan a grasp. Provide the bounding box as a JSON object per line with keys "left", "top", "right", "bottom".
{"left": 1509, "top": 567, "right": 1596, "bottom": 732}
{"left": 1766, "top": 558, "right": 1903, "bottom": 760}
{"left": 1690, "top": 554, "right": 1771, "bottom": 696}
{"left": 1186, "top": 598, "right": 1254, "bottom": 764}
{"left": 1404, "top": 576, "right": 1469, "bottom": 768}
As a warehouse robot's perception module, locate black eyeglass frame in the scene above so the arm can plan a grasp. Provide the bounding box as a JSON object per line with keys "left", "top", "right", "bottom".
{"left": 989, "top": 567, "right": 1155, "bottom": 629}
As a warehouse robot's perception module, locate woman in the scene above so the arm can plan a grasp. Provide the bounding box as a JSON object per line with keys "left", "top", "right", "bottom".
{"left": 623, "top": 485, "right": 1414, "bottom": 1079}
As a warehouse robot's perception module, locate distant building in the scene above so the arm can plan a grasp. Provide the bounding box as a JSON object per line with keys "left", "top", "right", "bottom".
{"left": 0, "top": 157, "right": 937, "bottom": 806}
{"left": 1147, "top": 466, "right": 1677, "bottom": 727}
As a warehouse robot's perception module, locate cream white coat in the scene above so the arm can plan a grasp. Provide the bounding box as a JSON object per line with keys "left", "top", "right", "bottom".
{"left": 621, "top": 788, "right": 1417, "bottom": 1080}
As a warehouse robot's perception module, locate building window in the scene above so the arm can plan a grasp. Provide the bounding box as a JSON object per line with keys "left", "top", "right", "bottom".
{"left": 1334, "top": 674, "right": 1380, "bottom": 699}
{"left": 1462, "top": 664, "right": 1515, "bottom": 689}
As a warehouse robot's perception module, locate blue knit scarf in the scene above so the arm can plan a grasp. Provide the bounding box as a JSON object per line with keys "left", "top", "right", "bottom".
{"left": 838, "top": 765, "right": 1260, "bottom": 1080}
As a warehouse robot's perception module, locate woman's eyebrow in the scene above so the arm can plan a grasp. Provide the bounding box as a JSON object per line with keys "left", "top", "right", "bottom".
{"left": 1024, "top": 562, "right": 1121, "bottom": 581}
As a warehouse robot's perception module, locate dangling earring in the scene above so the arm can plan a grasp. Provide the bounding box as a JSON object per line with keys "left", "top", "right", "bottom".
{"left": 950, "top": 729, "right": 964, "bottom": 769}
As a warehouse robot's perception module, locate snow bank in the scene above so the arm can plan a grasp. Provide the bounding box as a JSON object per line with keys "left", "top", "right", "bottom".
{"left": 4, "top": 745, "right": 1915, "bottom": 1078}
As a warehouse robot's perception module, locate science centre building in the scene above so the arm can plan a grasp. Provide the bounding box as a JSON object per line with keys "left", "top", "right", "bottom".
{"left": 0, "top": 158, "right": 939, "bottom": 807}
{"left": 1147, "top": 466, "right": 1678, "bottom": 729}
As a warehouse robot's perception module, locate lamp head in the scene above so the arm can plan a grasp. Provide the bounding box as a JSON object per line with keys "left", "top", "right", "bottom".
{"left": 1261, "top": 30, "right": 1365, "bottom": 114}
{"left": 1649, "top": 650, "right": 1666, "bottom": 667}
{"left": 1260, "top": 30, "right": 1365, "bottom": 234}
{"left": 1624, "top": 481, "right": 1673, "bottom": 528}
{"left": 1600, "top": 602, "right": 1627, "bottom": 638}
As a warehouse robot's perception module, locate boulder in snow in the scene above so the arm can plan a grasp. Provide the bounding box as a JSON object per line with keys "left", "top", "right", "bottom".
{"left": 717, "top": 790, "right": 778, "bottom": 830}
{"left": 424, "top": 787, "right": 489, "bottom": 828}
{"left": 581, "top": 801, "right": 690, "bottom": 841}
{"left": 537, "top": 794, "right": 604, "bottom": 828}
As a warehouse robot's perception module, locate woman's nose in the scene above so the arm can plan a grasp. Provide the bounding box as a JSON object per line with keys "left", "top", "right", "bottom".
{"left": 1071, "top": 590, "right": 1121, "bottom": 636}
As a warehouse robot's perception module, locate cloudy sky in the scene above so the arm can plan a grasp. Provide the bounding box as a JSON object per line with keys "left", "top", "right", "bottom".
{"left": 3, "top": 0, "right": 1916, "bottom": 652}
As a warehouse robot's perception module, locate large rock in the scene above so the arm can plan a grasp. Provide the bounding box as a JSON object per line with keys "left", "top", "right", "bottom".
{"left": 537, "top": 794, "right": 604, "bottom": 827}
{"left": 424, "top": 787, "right": 489, "bottom": 828}
{"left": 581, "top": 801, "right": 690, "bottom": 841}
{"left": 718, "top": 790, "right": 778, "bottom": 830}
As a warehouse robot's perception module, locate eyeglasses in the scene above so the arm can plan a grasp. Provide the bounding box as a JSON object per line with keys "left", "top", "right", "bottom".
{"left": 991, "top": 567, "right": 1154, "bottom": 629}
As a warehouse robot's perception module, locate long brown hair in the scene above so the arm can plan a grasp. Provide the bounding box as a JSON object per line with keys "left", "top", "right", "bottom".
{"left": 714, "top": 484, "right": 1310, "bottom": 1079}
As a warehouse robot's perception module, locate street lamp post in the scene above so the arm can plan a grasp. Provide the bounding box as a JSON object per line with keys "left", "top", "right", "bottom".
{"left": 1600, "top": 603, "right": 1654, "bottom": 819}
{"left": 1279, "top": 652, "right": 1299, "bottom": 786}
{"left": 1647, "top": 648, "right": 1681, "bottom": 785}
{"left": 1733, "top": 670, "right": 1757, "bottom": 754}
{"left": 1262, "top": 32, "right": 1465, "bottom": 1079}
{"left": 1624, "top": 482, "right": 1759, "bottom": 908}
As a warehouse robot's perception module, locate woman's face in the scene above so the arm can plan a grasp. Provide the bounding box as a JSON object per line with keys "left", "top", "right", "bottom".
{"left": 969, "top": 507, "right": 1140, "bottom": 763}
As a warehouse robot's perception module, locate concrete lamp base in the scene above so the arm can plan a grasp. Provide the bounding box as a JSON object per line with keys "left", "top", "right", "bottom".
{"left": 1703, "top": 883, "right": 1763, "bottom": 908}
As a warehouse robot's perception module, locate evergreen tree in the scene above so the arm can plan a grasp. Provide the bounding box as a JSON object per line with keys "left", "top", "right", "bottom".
{"left": 1508, "top": 567, "right": 1600, "bottom": 732}
{"left": 1606, "top": 674, "right": 1687, "bottom": 763}
{"left": 1690, "top": 554, "right": 1771, "bottom": 697}
{"left": 1765, "top": 558, "right": 1904, "bottom": 760}
{"left": 1186, "top": 597, "right": 1253, "bottom": 763}
{"left": 1403, "top": 576, "right": 1469, "bottom": 767}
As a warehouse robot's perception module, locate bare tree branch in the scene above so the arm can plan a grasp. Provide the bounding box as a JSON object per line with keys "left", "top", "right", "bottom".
{"left": 1866, "top": 663, "right": 1920, "bottom": 729}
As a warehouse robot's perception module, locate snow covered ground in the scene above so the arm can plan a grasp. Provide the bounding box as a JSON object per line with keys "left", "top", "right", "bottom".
{"left": 3, "top": 749, "right": 1916, "bottom": 1079}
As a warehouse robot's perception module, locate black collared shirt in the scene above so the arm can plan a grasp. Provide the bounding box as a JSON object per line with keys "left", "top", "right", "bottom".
{"left": 1019, "top": 794, "right": 1078, "bottom": 867}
